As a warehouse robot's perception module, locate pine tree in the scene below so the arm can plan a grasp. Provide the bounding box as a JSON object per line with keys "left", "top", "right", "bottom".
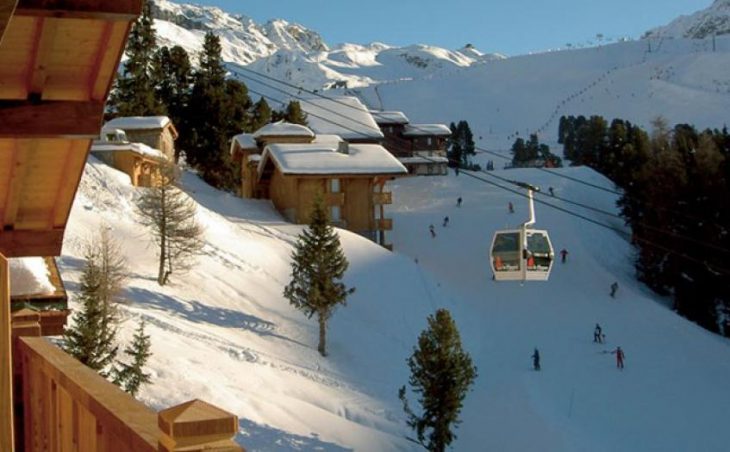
{"left": 108, "top": 0, "right": 162, "bottom": 117}
{"left": 250, "top": 97, "right": 272, "bottom": 132}
{"left": 283, "top": 100, "right": 308, "bottom": 125}
{"left": 63, "top": 245, "right": 119, "bottom": 376}
{"left": 399, "top": 309, "right": 477, "bottom": 452}
{"left": 283, "top": 196, "right": 354, "bottom": 356}
{"left": 136, "top": 163, "right": 204, "bottom": 286}
{"left": 152, "top": 45, "right": 192, "bottom": 145}
{"left": 446, "top": 122, "right": 462, "bottom": 168}
{"left": 114, "top": 321, "right": 152, "bottom": 397}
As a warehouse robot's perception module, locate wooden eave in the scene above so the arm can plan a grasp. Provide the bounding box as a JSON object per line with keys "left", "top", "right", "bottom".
{"left": 0, "top": 0, "right": 141, "bottom": 257}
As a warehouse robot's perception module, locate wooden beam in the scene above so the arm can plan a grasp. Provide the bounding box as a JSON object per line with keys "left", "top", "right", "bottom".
{"left": 0, "top": 0, "right": 18, "bottom": 45}
{"left": 0, "top": 252, "right": 15, "bottom": 452}
{"left": 0, "top": 229, "right": 64, "bottom": 257}
{"left": 0, "top": 100, "right": 104, "bottom": 138}
{"left": 25, "top": 16, "right": 57, "bottom": 96}
{"left": 2, "top": 141, "right": 32, "bottom": 226}
{"left": 14, "top": 0, "right": 141, "bottom": 21}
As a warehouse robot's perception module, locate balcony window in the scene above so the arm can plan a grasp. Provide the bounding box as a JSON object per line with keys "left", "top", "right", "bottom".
{"left": 330, "top": 178, "right": 341, "bottom": 193}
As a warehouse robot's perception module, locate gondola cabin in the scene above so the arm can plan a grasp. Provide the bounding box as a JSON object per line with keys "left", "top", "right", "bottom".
{"left": 491, "top": 228, "right": 554, "bottom": 281}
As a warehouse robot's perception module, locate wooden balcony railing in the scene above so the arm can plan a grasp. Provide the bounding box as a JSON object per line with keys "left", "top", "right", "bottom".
{"left": 375, "top": 218, "right": 393, "bottom": 231}
{"left": 15, "top": 336, "right": 243, "bottom": 452}
{"left": 372, "top": 192, "right": 392, "bottom": 205}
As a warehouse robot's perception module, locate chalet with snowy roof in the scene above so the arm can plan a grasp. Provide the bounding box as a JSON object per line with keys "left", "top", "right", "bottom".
{"left": 91, "top": 128, "right": 169, "bottom": 187}
{"left": 231, "top": 122, "right": 407, "bottom": 248}
{"left": 372, "top": 110, "right": 451, "bottom": 176}
{"left": 300, "top": 96, "right": 384, "bottom": 143}
{"left": 10, "top": 257, "right": 68, "bottom": 336}
{"left": 104, "top": 115, "right": 179, "bottom": 160}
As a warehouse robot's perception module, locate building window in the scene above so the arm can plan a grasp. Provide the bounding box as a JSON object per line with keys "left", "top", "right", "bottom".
{"left": 426, "top": 137, "right": 433, "bottom": 146}
{"left": 331, "top": 206, "right": 341, "bottom": 222}
{"left": 330, "top": 178, "right": 341, "bottom": 193}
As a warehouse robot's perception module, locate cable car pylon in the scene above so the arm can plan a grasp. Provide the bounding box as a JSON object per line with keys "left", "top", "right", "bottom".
{"left": 490, "top": 182, "right": 555, "bottom": 282}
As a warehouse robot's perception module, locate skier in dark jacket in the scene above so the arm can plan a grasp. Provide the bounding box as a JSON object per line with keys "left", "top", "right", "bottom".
{"left": 594, "top": 323, "right": 603, "bottom": 343}
{"left": 443, "top": 216, "right": 449, "bottom": 227}
{"left": 610, "top": 282, "right": 619, "bottom": 298}
{"left": 457, "top": 197, "right": 462, "bottom": 207}
{"left": 532, "top": 348, "right": 541, "bottom": 371}
{"left": 560, "top": 248, "right": 568, "bottom": 263}
{"left": 429, "top": 224, "right": 436, "bottom": 238}
{"left": 508, "top": 202, "right": 514, "bottom": 214}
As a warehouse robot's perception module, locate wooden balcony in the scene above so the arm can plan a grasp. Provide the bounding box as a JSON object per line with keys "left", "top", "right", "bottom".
{"left": 324, "top": 192, "right": 345, "bottom": 206}
{"left": 375, "top": 218, "right": 393, "bottom": 231}
{"left": 15, "top": 336, "right": 243, "bottom": 452}
{"left": 372, "top": 192, "right": 392, "bottom": 205}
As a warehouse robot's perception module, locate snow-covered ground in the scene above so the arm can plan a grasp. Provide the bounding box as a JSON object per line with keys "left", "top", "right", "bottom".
{"left": 59, "top": 158, "right": 730, "bottom": 451}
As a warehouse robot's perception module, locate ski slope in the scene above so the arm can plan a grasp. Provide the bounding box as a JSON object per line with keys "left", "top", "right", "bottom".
{"left": 59, "top": 158, "right": 730, "bottom": 451}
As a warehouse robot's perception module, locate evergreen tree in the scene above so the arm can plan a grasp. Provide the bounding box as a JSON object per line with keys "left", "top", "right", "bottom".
{"left": 152, "top": 45, "right": 192, "bottom": 148}
{"left": 63, "top": 245, "right": 119, "bottom": 376}
{"left": 283, "top": 196, "right": 354, "bottom": 356}
{"left": 114, "top": 321, "right": 152, "bottom": 397}
{"left": 446, "top": 122, "right": 462, "bottom": 168}
{"left": 399, "top": 309, "right": 477, "bottom": 452}
{"left": 283, "top": 100, "right": 308, "bottom": 125}
{"left": 136, "top": 163, "right": 205, "bottom": 286}
{"left": 108, "top": 0, "right": 162, "bottom": 117}
{"left": 250, "top": 97, "right": 273, "bottom": 132}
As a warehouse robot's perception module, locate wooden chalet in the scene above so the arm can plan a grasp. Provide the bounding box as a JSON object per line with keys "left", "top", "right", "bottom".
{"left": 91, "top": 128, "right": 168, "bottom": 187}
{"left": 103, "top": 115, "right": 178, "bottom": 161}
{"left": 10, "top": 257, "right": 68, "bottom": 336}
{"left": 0, "top": 1, "right": 242, "bottom": 450}
{"left": 371, "top": 110, "right": 451, "bottom": 176}
{"left": 231, "top": 122, "right": 407, "bottom": 248}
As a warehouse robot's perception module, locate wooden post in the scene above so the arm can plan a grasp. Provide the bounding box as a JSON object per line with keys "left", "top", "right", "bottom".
{"left": 0, "top": 252, "right": 15, "bottom": 451}
{"left": 158, "top": 399, "right": 242, "bottom": 452}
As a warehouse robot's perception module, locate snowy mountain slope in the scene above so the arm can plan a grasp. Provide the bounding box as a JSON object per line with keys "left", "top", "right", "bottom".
{"left": 59, "top": 157, "right": 730, "bottom": 451}
{"left": 644, "top": 0, "right": 730, "bottom": 39}
{"left": 149, "top": 0, "right": 503, "bottom": 89}
{"left": 347, "top": 35, "right": 730, "bottom": 152}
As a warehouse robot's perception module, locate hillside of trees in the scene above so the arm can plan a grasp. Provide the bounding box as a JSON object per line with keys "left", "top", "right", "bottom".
{"left": 108, "top": 1, "right": 306, "bottom": 190}
{"left": 559, "top": 114, "right": 730, "bottom": 335}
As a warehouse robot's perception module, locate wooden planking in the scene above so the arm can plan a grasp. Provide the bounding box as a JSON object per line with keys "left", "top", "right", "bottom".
{"left": 0, "top": 0, "right": 17, "bottom": 45}
{"left": 90, "top": 20, "right": 130, "bottom": 101}
{"left": 19, "top": 337, "right": 158, "bottom": 451}
{"left": 48, "top": 139, "right": 88, "bottom": 228}
{"left": 0, "top": 100, "right": 104, "bottom": 137}
{"left": 0, "top": 253, "right": 14, "bottom": 452}
{"left": 2, "top": 140, "right": 32, "bottom": 226}
{"left": 0, "top": 229, "right": 64, "bottom": 257}
{"left": 15, "top": 0, "right": 142, "bottom": 21}
{"left": 26, "top": 16, "right": 57, "bottom": 95}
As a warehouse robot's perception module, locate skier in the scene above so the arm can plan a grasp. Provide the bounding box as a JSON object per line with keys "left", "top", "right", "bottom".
{"left": 429, "top": 224, "right": 436, "bottom": 238}
{"left": 560, "top": 248, "right": 568, "bottom": 263}
{"left": 610, "top": 281, "right": 619, "bottom": 298}
{"left": 532, "top": 348, "right": 541, "bottom": 371}
{"left": 612, "top": 346, "right": 625, "bottom": 369}
{"left": 594, "top": 323, "right": 603, "bottom": 343}
{"left": 443, "top": 216, "right": 449, "bottom": 227}
{"left": 455, "top": 167, "right": 460, "bottom": 176}
{"left": 549, "top": 187, "right": 555, "bottom": 196}
{"left": 457, "top": 197, "right": 462, "bottom": 207}
{"left": 508, "top": 202, "right": 514, "bottom": 214}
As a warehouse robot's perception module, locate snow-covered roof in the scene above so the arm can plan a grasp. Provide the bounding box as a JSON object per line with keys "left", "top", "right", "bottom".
{"left": 247, "top": 154, "right": 261, "bottom": 163}
{"left": 9, "top": 257, "right": 55, "bottom": 296}
{"left": 312, "top": 134, "right": 345, "bottom": 145}
{"left": 370, "top": 110, "right": 410, "bottom": 125}
{"left": 104, "top": 116, "right": 172, "bottom": 130}
{"left": 252, "top": 121, "right": 315, "bottom": 139}
{"left": 403, "top": 124, "right": 452, "bottom": 137}
{"left": 232, "top": 133, "right": 258, "bottom": 150}
{"left": 259, "top": 142, "right": 407, "bottom": 177}
{"left": 399, "top": 156, "right": 450, "bottom": 164}
{"left": 91, "top": 142, "right": 168, "bottom": 161}
{"left": 300, "top": 96, "right": 384, "bottom": 141}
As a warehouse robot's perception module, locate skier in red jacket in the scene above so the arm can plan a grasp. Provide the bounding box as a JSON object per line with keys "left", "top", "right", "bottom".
{"left": 612, "top": 346, "right": 625, "bottom": 369}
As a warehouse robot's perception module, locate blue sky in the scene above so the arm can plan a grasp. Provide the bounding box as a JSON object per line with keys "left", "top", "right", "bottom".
{"left": 191, "top": 0, "right": 712, "bottom": 55}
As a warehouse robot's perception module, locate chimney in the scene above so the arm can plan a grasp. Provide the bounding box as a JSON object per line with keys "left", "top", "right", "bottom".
{"left": 337, "top": 140, "right": 349, "bottom": 155}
